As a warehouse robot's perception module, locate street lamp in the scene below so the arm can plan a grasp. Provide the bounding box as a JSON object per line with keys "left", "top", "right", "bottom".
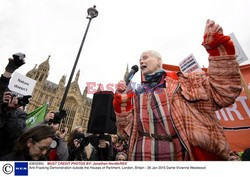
{"left": 59, "top": 5, "right": 98, "bottom": 111}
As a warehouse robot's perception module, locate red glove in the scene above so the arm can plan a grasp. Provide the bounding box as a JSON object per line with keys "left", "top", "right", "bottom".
{"left": 202, "top": 19, "right": 235, "bottom": 56}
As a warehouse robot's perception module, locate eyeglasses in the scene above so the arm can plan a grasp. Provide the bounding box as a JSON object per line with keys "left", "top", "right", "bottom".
{"left": 34, "top": 141, "right": 51, "bottom": 151}
{"left": 47, "top": 122, "right": 59, "bottom": 126}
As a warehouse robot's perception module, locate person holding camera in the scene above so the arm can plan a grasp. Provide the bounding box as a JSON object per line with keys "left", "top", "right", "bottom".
{"left": 114, "top": 20, "right": 242, "bottom": 161}
{"left": 68, "top": 132, "right": 90, "bottom": 161}
{"left": 0, "top": 53, "right": 28, "bottom": 158}
{"left": 41, "top": 110, "right": 69, "bottom": 161}
{"left": 67, "top": 125, "right": 84, "bottom": 147}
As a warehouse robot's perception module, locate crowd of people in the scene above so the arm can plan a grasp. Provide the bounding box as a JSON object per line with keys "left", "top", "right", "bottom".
{"left": 0, "top": 19, "right": 249, "bottom": 161}
{"left": 0, "top": 51, "right": 129, "bottom": 161}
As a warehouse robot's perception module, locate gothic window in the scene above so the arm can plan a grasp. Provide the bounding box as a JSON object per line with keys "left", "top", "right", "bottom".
{"left": 84, "top": 120, "right": 88, "bottom": 127}
{"left": 49, "top": 97, "right": 54, "bottom": 105}
{"left": 82, "top": 108, "right": 85, "bottom": 116}
{"left": 44, "top": 95, "right": 48, "bottom": 104}
{"left": 33, "top": 90, "right": 37, "bottom": 99}
{"left": 38, "top": 93, "right": 43, "bottom": 103}
{"left": 35, "top": 72, "right": 40, "bottom": 80}
{"left": 87, "top": 109, "right": 90, "bottom": 117}
{"left": 84, "top": 109, "right": 87, "bottom": 117}
{"left": 39, "top": 73, "right": 44, "bottom": 82}
{"left": 63, "top": 97, "right": 78, "bottom": 132}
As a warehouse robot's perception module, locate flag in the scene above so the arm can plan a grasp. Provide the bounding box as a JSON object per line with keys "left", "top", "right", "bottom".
{"left": 26, "top": 104, "right": 48, "bottom": 128}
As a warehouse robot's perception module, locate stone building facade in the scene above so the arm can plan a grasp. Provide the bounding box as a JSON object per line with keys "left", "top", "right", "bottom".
{"left": 25, "top": 56, "right": 92, "bottom": 132}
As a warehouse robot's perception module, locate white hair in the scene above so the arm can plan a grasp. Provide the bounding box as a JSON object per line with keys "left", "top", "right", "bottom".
{"left": 73, "top": 125, "right": 83, "bottom": 131}
{"left": 143, "top": 50, "right": 162, "bottom": 59}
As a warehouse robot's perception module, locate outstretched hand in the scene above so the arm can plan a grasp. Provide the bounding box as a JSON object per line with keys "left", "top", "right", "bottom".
{"left": 204, "top": 19, "right": 223, "bottom": 35}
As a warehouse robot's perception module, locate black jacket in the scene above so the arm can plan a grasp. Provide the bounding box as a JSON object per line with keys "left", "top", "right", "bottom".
{"left": 0, "top": 74, "right": 27, "bottom": 157}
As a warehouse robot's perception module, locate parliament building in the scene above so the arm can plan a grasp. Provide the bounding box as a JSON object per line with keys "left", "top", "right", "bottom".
{"left": 25, "top": 56, "right": 92, "bottom": 132}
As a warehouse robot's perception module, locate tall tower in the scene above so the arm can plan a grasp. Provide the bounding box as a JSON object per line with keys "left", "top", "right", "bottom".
{"left": 25, "top": 56, "right": 92, "bottom": 133}
{"left": 27, "top": 55, "right": 50, "bottom": 84}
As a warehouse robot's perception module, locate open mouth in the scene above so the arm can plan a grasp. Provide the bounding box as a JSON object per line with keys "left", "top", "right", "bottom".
{"left": 141, "top": 65, "right": 147, "bottom": 70}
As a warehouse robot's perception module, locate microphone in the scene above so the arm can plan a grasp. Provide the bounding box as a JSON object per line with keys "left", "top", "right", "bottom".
{"left": 125, "top": 65, "right": 139, "bottom": 85}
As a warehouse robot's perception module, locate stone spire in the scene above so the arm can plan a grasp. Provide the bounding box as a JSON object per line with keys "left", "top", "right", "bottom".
{"left": 74, "top": 70, "right": 80, "bottom": 83}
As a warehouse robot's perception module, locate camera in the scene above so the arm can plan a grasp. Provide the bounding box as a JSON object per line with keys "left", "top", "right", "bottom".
{"left": 48, "top": 110, "right": 67, "bottom": 123}
{"left": 78, "top": 137, "right": 89, "bottom": 147}
{"left": 73, "top": 133, "right": 89, "bottom": 147}
{"left": 17, "top": 95, "right": 32, "bottom": 106}
{"left": 12, "top": 52, "right": 26, "bottom": 60}
{"left": 8, "top": 93, "right": 31, "bottom": 107}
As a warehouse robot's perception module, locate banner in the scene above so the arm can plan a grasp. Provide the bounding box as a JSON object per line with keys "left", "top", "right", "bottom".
{"left": 26, "top": 104, "right": 48, "bottom": 128}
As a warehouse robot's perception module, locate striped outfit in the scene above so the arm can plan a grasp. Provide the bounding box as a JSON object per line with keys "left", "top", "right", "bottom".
{"left": 113, "top": 32, "right": 242, "bottom": 160}
{"left": 132, "top": 72, "right": 187, "bottom": 160}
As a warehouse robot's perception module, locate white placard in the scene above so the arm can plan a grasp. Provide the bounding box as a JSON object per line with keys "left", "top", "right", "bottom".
{"left": 179, "top": 54, "right": 202, "bottom": 73}
{"left": 229, "top": 33, "right": 248, "bottom": 64}
{"left": 8, "top": 72, "right": 36, "bottom": 96}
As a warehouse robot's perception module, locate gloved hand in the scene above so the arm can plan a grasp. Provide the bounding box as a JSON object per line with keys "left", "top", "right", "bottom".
{"left": 202, "top": 19, "right": 235, "bottom": 56}
{"left": 5, "top": 53, "right": 25, "bottom": 73}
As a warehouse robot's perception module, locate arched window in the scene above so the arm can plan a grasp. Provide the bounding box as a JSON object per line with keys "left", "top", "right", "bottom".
{"left": 44, "top": 95, "right": 48, "bottom": 104}
{"left": 49, "top": 97, "right": 54, "bottom": 106}
{"left": 35, "top": 72, "right": 40, "bottom": 80}
{"left": 39, "top": 73, "right": 44, "bottom": 82}
{"left": 63, "top": 97, "right": 78, "bottom": 133}
{"left": 38, "top": 93, "right": 43, "bottom": 103}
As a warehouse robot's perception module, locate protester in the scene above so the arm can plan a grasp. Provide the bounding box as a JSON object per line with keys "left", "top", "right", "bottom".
{"left": 111, "top": 134, "right": 119, "bottom": 160}
{"left": 111, "top": 135, "right": 129, "bottom": 160}
{"left": 113, "top": 19, "right": 242, "bottom": 160}
{"left": 0, "top": 54, "right": 28, "bottom": 157}
{"left": 68, "top": 132, "right": 89, "bottom": 161}
{"left": 0, "top": 124, "right": 54, "bottom": 161}
{"left": 42, "top": 110, "right": 69, "bottom": 160}
{"left": 67, "top": 125, "right": 84, "bottom": 147}
{"left": 115, "top": 151, "right": 127, "bottom": 161}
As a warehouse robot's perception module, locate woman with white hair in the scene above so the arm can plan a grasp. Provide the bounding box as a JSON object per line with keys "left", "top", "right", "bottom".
{"left": 114, "top": 19, "right": 242, "bottom": 161}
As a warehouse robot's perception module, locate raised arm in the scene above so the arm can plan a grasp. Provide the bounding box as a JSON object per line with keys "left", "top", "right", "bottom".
{"left": 202, "top": 19, "right": 242, "bottom": 107}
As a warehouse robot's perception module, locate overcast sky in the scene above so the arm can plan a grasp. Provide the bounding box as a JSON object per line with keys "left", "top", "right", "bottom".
{"left": 1, "top": 0, "right": 249, "bottom": 97}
